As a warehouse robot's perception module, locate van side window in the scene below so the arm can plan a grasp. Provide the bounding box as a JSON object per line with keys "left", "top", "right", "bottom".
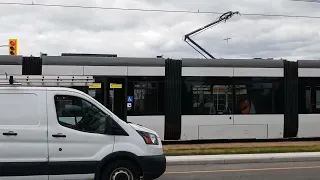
{"left": 54, "top": 95, "right": 108, "bottom": 134}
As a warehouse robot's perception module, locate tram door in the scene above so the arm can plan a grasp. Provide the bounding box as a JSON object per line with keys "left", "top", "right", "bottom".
{"left": 106, "top": 77, "right": 127, "bottom": 121}
{"left": 87, "top": 77, "right": 105, "bottom": 105}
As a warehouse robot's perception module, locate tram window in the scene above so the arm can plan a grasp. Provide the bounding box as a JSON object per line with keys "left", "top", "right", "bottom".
{"left": 298, "top": 78, "right": 320, "bottom": 114}
{"left": 182, "top": 77, "right": 233, "bottom": 115}
{"left": 234, "top": 77, "right": 284, "bottom": 114}
{"left": 316, "top": 87, "right": 320, "bottom": 109}
{"left": 305, "top": 86, "right": 312, "bottom": 113}
{"left": 127, "top": 77, "right": 164, "bottom": 116}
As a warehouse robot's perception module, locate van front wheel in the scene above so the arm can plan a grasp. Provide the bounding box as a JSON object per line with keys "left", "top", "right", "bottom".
{"left": 101, "top": 160, "right": 140, "bottom": 180}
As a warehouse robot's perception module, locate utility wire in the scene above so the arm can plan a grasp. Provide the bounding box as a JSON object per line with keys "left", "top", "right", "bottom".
{"left": 1, "top": 2, "right": 320, "bottom": 19}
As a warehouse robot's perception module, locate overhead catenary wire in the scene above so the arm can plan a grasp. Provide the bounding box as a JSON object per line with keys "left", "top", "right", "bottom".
{"left": 0, "top": 2, "right": 320, "bottom": 19}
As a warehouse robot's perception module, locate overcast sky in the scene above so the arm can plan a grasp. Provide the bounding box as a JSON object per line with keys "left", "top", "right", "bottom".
{"left": 0, "top": 0, "right": 320, "bottom": 60}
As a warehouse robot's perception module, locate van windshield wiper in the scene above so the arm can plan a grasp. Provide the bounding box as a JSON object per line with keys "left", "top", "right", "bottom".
{"left": 183, "top": 11, "right": 240, "bottom": 59}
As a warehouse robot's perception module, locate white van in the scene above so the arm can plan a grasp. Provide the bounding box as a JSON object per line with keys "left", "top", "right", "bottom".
{"left": 0, "top": 75, "right": 166, "bottom": 180}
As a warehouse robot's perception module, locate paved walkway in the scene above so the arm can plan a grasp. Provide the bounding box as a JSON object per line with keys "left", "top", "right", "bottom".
{"left": 166, "top": 152, "right": 320, "bottom": 165}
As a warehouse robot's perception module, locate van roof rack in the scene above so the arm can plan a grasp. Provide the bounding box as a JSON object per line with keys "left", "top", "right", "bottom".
{"left": 0, "top": 74, "right": 94, "bottom": 87}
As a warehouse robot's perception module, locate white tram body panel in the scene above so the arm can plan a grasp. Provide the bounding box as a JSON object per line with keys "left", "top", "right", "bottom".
{"left": 2, "top": 55, "right": 320, "bottom": 141}
{"left": 297, "top": 62, "right": 320, "bottom": 138}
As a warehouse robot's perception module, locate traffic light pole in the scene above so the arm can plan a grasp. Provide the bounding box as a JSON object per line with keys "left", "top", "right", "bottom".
{"left": 0, "top": 45, "right": 8, "bottom": 47}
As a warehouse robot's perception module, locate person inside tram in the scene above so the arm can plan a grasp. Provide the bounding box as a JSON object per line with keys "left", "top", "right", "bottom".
{"left": 239, "top": 97, "right": 256, "bottom": 114}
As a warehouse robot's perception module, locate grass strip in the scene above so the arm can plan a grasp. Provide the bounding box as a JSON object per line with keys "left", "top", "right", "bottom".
{"left": 164, "top": 145, "right": 320, "bottom": 156}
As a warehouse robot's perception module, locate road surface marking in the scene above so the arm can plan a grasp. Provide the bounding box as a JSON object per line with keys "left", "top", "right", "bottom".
{"left": 165, "top": 165, "right": 320, "bottom": 174}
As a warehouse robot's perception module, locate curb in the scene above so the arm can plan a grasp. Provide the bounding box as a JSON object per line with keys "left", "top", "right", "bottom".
{"left": 166, "top": 152, "right": 320, "bottom": 165}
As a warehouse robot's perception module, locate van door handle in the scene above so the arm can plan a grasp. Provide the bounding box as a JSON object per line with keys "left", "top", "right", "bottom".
{"left": 3, "top": 131, "right": 18, "bottom": 136}
{"left": 52, "top": 133, "right": 66, "bottom": 138}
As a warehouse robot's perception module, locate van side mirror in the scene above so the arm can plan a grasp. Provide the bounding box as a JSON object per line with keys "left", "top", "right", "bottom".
{"left": 105, "top": 115, "right": 113, "bottom": 135}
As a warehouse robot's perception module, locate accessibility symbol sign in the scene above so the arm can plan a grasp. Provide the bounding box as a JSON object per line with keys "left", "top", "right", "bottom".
{"left": 127, "top": 96, "right": 133, "bottom": 102}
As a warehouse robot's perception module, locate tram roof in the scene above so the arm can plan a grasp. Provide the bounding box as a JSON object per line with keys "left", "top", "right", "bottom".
{"left": 181, "top": 58, "right": 285, "bottom": 68}
{"left": 41, "top": 56, "right": 288, "bottom": 68}
{"left": 0, "top": 55, "right": 23, "bottom": 65}
{"left": 0, "top": 55, "right": 319, "bottom": 68}
{"left": 42, "top": 56, "right": 166, "bottom": 66}
{"left": 298, "top": 60, "right": 320, "bottom": 68}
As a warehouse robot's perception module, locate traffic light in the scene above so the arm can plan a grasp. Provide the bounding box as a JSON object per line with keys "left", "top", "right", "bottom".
{"left": 8, "top": 38, "right": 18, "bottom": 56}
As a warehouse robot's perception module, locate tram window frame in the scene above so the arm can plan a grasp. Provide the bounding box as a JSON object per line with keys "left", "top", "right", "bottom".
{"left": 182, "top": 76, "right": 284, "bottom": 115}
{"left": 127, "top": 76, "right": 165, "bottom": 116}
{"left": 298, "top": 77, "right": 320, "bottom": 114}
{"left": 233, "top": 77, "right": 284, "bottom": 115}
{"left": 181, "top": 77, "right": 234, "bottom": 115}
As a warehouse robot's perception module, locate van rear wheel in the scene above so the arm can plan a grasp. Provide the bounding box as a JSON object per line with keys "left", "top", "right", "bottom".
{"left": 101, "top": 160, "right": 140, "bottom": 180}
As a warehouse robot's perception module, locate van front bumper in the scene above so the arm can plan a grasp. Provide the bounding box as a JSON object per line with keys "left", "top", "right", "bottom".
{"left": 139, "top": 155, "right": 166, "bottom": 180}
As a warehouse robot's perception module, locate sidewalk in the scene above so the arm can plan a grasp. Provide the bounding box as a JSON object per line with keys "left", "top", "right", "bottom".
{"left": 166, "top": 152, "right": 320, "bottom": 165}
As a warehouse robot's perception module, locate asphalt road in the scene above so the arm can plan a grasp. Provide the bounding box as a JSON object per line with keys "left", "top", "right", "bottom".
{"left": 158, "top": 161, "right": 320, "bottom": 180}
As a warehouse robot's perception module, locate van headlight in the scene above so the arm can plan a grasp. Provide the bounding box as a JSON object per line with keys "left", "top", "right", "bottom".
{"left": 136, "top": 130, "right": 159, "bottom": 145}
